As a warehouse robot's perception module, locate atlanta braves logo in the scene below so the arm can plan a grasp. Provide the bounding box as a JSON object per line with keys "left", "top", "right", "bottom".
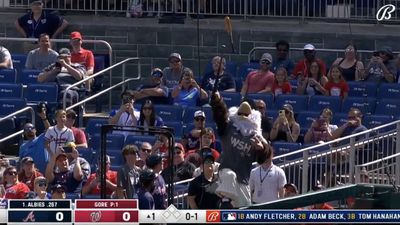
{"left": 376, "top": 4, "right": 396, "bottom": 21}
{"left": 90, "top": 211, "right": 102, "bottom": 222}
{"left": 22, "top": 211, "right": 36, "bottom": 222}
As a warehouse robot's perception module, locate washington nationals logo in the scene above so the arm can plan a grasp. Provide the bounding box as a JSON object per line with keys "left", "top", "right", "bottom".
{"left": 22, "top": 211, "right": 36, "bottom": 222}
{"left": 376, "top": 4, "right": 396, "bottom": 21}
{"left": 90, "top": 211, "right": 102, "bottom": 222}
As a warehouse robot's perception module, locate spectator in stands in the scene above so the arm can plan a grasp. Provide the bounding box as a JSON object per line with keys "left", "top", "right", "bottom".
{"left": 137, "top": 100, "right": 164, "bottom": 129}
{"left": 136, "top": 142, "right": 153, "bottom": 169}
{"left": 272, "top": 67, "right": 292, "bottom": 96}
{"left": 296, "top": 61, "right": 328, "bottom": 96}
{"left": 210, "top": 91, "right": 271, "bottom": 208}
{"left": 51, "top": 184, "right": 66, "bottom": 199}
{"left": 283, "top": 183, "right": 298, "bottom": 198}
{"left": 320, "top": 108, "right": 338, "bottom": 132}
{"left": 25, "top": 33, "right": 58, "bottom": 70}
{"left": 14, "top": 0, "right": 68, "bottom": 39}
{"left": 201, "top": 56, "right": 236, "bottom": 92}
{"left": 0, "top": 156, "right": 9, "bottom": 185}
{"left": 65, "top": 109, "right": 87, "bottom": 148}
{"left": 44, "top": 109, "right": 75, "bottom": 155}
{"left": 304, "top": 117, "right": 333, "bottom": 144}
{"left": 17, "top": 157, "right": 43, "bottom": 191}
{"left": 163, "top": 53, "right": 189, "bottom": 88}
{"left": 108, "top": 90, "right": 139, "bottom": 137}
{"left": 331, "top": 44, "right": 364, "bottom": 81}
{"left": 293, "top": 44, "right": 327, "bottom": 78}
{"left": 70, "top": 31, "right": 95, "bottom": 89}
{"left": 137, "top": 169, "right": 156, "bottom": 209}
{"left": 270, "top": 104, "right": 300, "bottom": 143}
{"left": 133, "top": 68, "right": 169, "bottom": 104}
{"left": 63, "top": 142, "right": 91, "bottom": 182}
{"left": 272, "top": 40, "right": 295, "bottom": 75}
{"left": 161, "top": 143, "right": 195, "bottom": 184}
{"left": 183, "top": 110, "right": 206, "bottom": 150}
{"left": 116, "top": 145, "right": 141, "bottom": 199}
{"left": 331, "top": 107, "right": 367, "bottom": 140}
{"left": 32, "top": 176, "right": 50, "bottom": 199}
{"left": 45, "top": 149, "right": 83, "bottom": 194}
{"left": 364, "top": 46, "right": 396, "bottom": 83}
{"left": 19, "top": 123, "right": 48, "bottom": 174}
{"left": 185, "top": 128, "right": 221, "bottom": 168}
{"left": 151, "top": 133, "right": 169, "bottom": 154}
{"left": 241, "top": 53, "right": 275, "bottom": 96}
{"left": 171, "top": 68, "right": 208, "bottom": 107}
{"left": 82, "top": 155, "right": 117, "bottom": 196}
{"left": 249, "top": 146, "right": 286, "bottom": 204}
{"left": 323, "top": 65, "right": 349, "bottom": 99}
{"left": 146, "top": 154, "right": 167, "bottom": 209}
{"left": 188, "top": 149, "right": 220, "bottom": 209}
{"left": 3, "top": 166, "right": 30, "bottom": 199}
{"left": 0, "top": 45, "right": 13, "bottom": 69}
{"left": 37, "top": 48, "right": 87, "bottom": 105}
{"left": 254, "top": 99, "right": 272, "bottom": 141}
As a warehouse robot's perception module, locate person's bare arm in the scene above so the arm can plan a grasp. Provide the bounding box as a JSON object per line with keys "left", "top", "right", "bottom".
{"left": 37, "top": 68, "right": 60, "bottom": 83}
{"left": 52, "top": 19, "right": 69, "bottom": 38}
{"left": 14, "top": 20, "right": 27, "bottom": 37}
{"left": 187, "top": 196, "right": 198, "bottom": 209}
{"left": 0, "top": 58, "right": 12, "bottom": 68}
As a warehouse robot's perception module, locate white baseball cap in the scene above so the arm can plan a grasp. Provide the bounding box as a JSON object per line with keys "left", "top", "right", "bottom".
{"left": 303, "top": 44, "right": 315, "bottom": 51}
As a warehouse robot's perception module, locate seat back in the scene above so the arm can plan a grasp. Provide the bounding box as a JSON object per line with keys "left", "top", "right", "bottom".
{"left": 125, "top": 135, "right": 157, "bottom": 147}
{"left": 375, "top": 99, "right": 400, "bottom": 116}
{"left": 221, "top": 91, "right": 242, "bottom": 108}
{"left": 0, "top": 98, "right": 27, "bottom": 116}
{"left": 89, "top": 134, "right": 125, "bottom": 152}
{"left": 341, "top": 97, "right": 376, "bottom": 115}
{"left": 275, "top": 95, "right": 308, "bottom": 112}
{"left": 163, "top": 121, "right": 183, "bottom": 137}
{"left": 11, "top": 54, "right": 27, "bottom": 73}
{"left": 0, "top": 68, "right": 17, "bottom": 83}
{"left": 247, "top": 93, "right": 274, "bottom": 109}
{"left": 85, "top": 118, "right": 109, "bottom": 137}
{"left": 377, "top": 83, "right": 400, "bottom": 99}
{"left": 20, "top": 69, "right": 41, "bottom": 85}
{"left": 238, "top": 62, "right": 260, "bottom": 80}
{"left": 309, "top": 95, "right": 341, "bottom": 112}
{"left": 348, "top": 81, "right": 377, "bottom": 97}
{"left": 24, "top": 83, "right": 58, "bottom": 103}
{"left": 155, "top": 104, "right": 183, "bottom": 122}
{"left": 272, "top": 142, "right": 302, "bottom": 160}
{"left": 296, "top": 111, "right": 320, "bottom": 128}
{"left": 0, "top": 83, "right": 23, "bottom": 98}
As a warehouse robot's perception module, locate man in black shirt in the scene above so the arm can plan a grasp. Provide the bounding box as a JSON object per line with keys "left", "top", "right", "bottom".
{"left": 161, "top": 143, "right": 195, "bottom": 184}
{"left": 201, "top": 56, "right": 236, "bottom": 92}
{"left": 133, "top": 68, "right": 169, "bottom": 104}
{"left": 188, "top": 149, "right": 220, "bottom": 209}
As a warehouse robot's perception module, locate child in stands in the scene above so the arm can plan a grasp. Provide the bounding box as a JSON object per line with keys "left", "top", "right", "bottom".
{"left": 324, "top": 65, "right": 349, "bottom": 99}
{"left": 272, "top": 67, "right": 292, "bottom": 96}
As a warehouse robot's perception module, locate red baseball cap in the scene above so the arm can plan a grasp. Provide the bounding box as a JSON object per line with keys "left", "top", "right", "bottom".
{"left": 70, "top": 31, "right": 82, "bottom": 40}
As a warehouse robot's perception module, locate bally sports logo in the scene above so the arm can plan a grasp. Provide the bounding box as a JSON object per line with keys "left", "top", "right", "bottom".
{"left": 206, "top": 211, "right": 221, "bottom": 222}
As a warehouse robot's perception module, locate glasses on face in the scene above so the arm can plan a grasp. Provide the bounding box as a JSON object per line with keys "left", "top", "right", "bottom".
{"left": 195, "top": 117, "right": 205, "bottom": 122}
{"left": 37, "top": 182, "right": 47, "bottom": 187}
{"left": 345, "top": 48, "right": 355, "bottom": 52}
{"left": 141, "top": 148, "right": 152, "bottom": 153}
{"left": 238, "top": 112, "right": 249, "bottom": 116}
{"left": 8, "top": 171, "right": 17, "bottom": 176}
{"left": 24, "top": 126, "right": 35, "bottom": 132}
{"left": 169, "top": 59, "right": 180, "bottom": 64}
{"left": 260, "top": 60, "right": 270, "bottom": 65}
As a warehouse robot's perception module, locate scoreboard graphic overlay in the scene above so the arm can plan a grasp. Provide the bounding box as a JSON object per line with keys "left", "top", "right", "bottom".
{"left": 2, "top": 201, "right": 400, "bottom": 224}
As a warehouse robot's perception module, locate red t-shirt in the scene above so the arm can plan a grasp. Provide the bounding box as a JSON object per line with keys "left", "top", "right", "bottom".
{"left": 244, "top": 70, "right": 275, "bottom": 94}
{"left": 18, "top": 170, "right": 43, "bottom": 191}
{"left": 5, "top": 182, "right": 30, "bottom": 199}
{"left": 293, "top": 58, "right": 327, "bottom": 77}
{"left": 71, "top": 127, "right": 87, "bottom": 146}
{"left": 324, "top": 80, "right": 349, "bottom": 97}
{"left": 71, "top": 48, "right": 95, "bottom": 70}
{"left": 272, "top": 81, "right": 292, "bottom": 96}
{"left": 84, "top": 170, "right": 117, "bottom": 195}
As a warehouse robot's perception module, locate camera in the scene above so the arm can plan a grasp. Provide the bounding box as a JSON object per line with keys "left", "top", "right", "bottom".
{"left": 279, "top": 110, "right": 285, "bottom": 116}
{"left": 63, "top": 146, "right": 73, "bottom": 153}
{"left": 54, "top": 62, "right": 62, "bottom": 68}
{"left": 37, "top": 102, "right": 47, "bottom": 114}
{"left": 122, "top": 96, "right": 132, "bottom": 105}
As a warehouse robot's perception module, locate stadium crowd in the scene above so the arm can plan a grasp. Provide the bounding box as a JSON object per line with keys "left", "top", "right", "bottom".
{"left": 0, "top": 0, "right": 400, "bottom": 211}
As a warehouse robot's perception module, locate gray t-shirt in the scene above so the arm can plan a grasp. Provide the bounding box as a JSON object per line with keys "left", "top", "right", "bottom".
{"left": 0, "top": 46, "right": 13, "bottom": 69}
{"left": 218, "top": 121, "right": 256, "bottom": 184}
{"left": 162, "top": 66, "right": 189, "bottom": 88}
{"left": 366, "top": 61, "right": 396, "bottom": 83}
{"left": 25, "top": 48, "right": 58, "bottom": 70}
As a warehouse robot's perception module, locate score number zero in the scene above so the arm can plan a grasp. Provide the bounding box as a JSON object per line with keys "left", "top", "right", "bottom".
{"left": 146, "top": 212, "right": 198, "bottom": 221}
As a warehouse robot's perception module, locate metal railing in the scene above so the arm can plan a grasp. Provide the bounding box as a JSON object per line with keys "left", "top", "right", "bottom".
{"left": 0, "top": 106, "right": 35, "bottom": 143}
{"left": 273, "top": 120, "right": 400, "bottom": 194}
{"left": 0, "top": 37, "right": 114, "bottom": 109}
{"left": 4, "top": 0, "right": 400, "bottom": 22}
{"left": 63, "top": 57, "right": 141, "bottom": 110}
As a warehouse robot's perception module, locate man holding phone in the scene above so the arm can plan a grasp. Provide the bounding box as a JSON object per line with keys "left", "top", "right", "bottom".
{"left": 108, "top": 90, "right": 139, "bottom": 137}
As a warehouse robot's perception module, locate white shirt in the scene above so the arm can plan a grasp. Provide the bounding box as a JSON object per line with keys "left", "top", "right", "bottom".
{"left": 249, "top": 163, "right": 286, "bottom": 204}
{"left": 44, "top": 126, "right": 75, "bottom": 154}
{"left": 111, "top": 109, "right": 140, "bottom": 138}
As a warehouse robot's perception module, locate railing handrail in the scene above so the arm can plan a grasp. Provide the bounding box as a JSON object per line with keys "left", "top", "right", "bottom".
{"left": 62, "top": 57, "right": 140, "bottom": 109}
{"left": 273, "top": 120, "right": 400, "bottom": 161}
{"left": 0, "top": 37, "right": 114, "bottom": 110}
{"left": 356, "top": 151, "right": 400, "bottom": 168}
{"left": 0, "top": 106, "right": 35, "bottom": 143}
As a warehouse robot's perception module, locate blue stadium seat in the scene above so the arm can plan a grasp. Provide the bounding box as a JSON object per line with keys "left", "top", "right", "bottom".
{"left": 0, "top": 68, "right": 17, "bottom": 83}
{"left": 107, "top": 150, "right": 125, "bottom": 166}
{"left": 125, "top": 135, "right": 157, "bottom": 147}
{"left": 221, "top": 91, "right": 241, "bottom": 108}
{"left": 89, "top": 134, "right": 125, "bottom": 152}
{"left": 331, "top": 113, "right": 348, "bottom": 126}
{"left": 377, "top": 83, "right": 400, "bottom": 99}
{"left": 163, "top": 121, "right": 183, "bottom": 137}
{"left": 77, "top": 147, "right": 95, "bottom": 164}
{"left": 375, "top": 99, "right": 400, "bottom": 116}
{"left": 247, "top": 93, "right": 274, "bottom": 109}
{"left": 20, "top": 69, "right": 41, "bottom": 84}
{"left": 204, "top": 60, "right": 237, "bottom": 77}
{"left": 296, "top": 111, "right": 320, "bottom": 128}
{"left": 347, "top": 82, "right": 377, "bottom": 97}
{"left": 154, "top": 104, "right": 183, "bottom": 122}
{"left": 341, "top": 97, "right": 376, "bottom": 115}
{"left": 275, "top": 95, "right": 308, "bottom": 112}
{"left": 94, "top": 55, "right": 105, "bottom": 73}
{"left": 272, "top": 142, "right": 302, "bottom": 160}
{"left": 0, "top": 83, "right": 23, "bottom": 98}
{"left": 364, "top": 115, "right": 393, "bottom": 129}
{"left": 24, "top": 83, "right": 58, "bottom": 104}
{"left": 0, "top": 98, "right": 27, "bottom": 116}
{"left": 182, "top": 106, "right": 201, "bottom": 124}
{"left": 85, "top": 118, "right": 109, "bottom": 137}
{"left": 11, "top": 54, "right": 27, "bottom": 73}
{"left": 0, "top": 118, "right": 16, "bottom": 140}
{"left": 266, "top": 110, "right": 278, "bottom": 122}
{"left": 309, "top": 95, "right": 341, "bottom": 112}
{"left": 238, "top": 62, "right": 260, "bottom": 80}
{"left": 290, "top": 79, "right": 298, "bottom": 94}
{"left": 235, "top": 77, "right": 243, "bottom": 92}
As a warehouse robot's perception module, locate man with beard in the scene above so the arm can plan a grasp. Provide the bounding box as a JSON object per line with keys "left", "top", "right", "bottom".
{"left": 210, "top": 91, "right": 271, "bottom": 208}
{"left": 293, "top": 44, "right": 327, "bottom": 78}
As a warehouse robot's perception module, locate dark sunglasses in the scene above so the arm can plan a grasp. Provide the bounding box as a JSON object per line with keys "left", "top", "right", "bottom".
{"left": 260, "top": 60, "right": 270, "bottom": 64}
{"left": 141, "top": 148, "right": 152, "bottom": 153}
{"left": 169, "top": 59, "right": 180, "bottom": 63}
{"left": 24, "top": 126, "right": 35, "bottom": 131}
{"left": 195, "top": 117, "right": 205, "bottom": 122}
{"left": 238, "top": 112, "right": 249, "bottom": 116}
{"left": 8, "top": 171, "right": 17, "bottom": 176}
{"left": 37, "top": 182, "right": 47, "bottom": 187}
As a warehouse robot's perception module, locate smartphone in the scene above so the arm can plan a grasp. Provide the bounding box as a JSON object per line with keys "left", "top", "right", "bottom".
{"left": 63, "top": 146, "right": 73, "bottom": 153}
{"left": 279, "top": 110, "right": 285, "bottom": 116}
{"left": 122, "top": 97, "right": 131, "bottom": 104}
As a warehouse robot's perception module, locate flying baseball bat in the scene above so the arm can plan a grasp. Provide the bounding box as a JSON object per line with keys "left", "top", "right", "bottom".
{"left": 224, "top": 16, "right": 235, "bottom": 53}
